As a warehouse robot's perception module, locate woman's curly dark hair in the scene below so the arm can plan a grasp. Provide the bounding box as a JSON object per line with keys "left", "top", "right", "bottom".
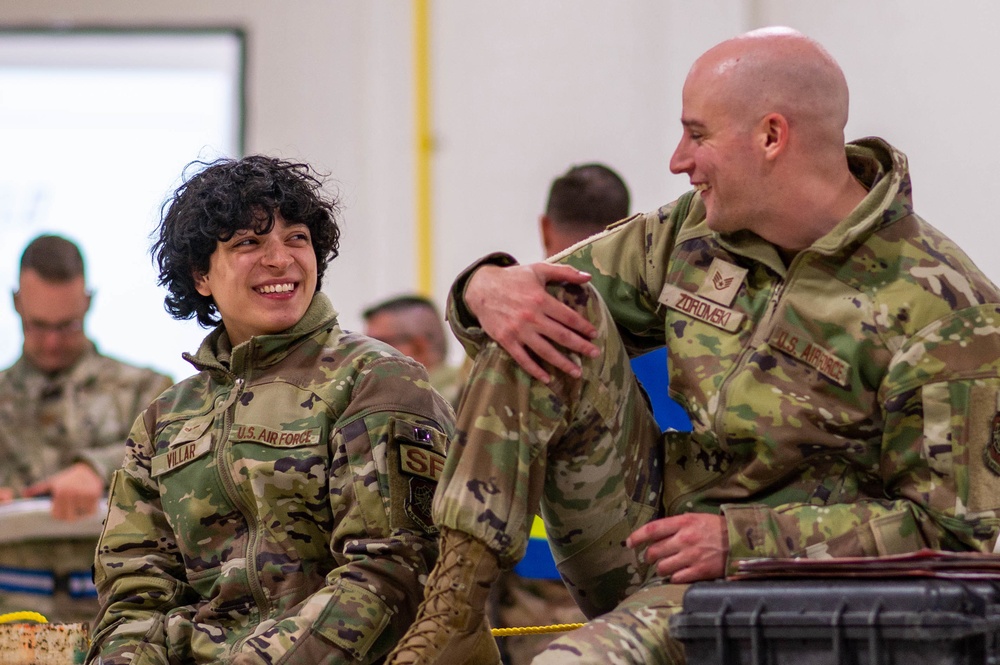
{"left": 153, "top": 155, "right": 341, "bottom": 328}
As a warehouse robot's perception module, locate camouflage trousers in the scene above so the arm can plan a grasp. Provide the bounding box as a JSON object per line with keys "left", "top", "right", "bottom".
{"left": 434, "top": 282, "right": 685, "bottom": 663}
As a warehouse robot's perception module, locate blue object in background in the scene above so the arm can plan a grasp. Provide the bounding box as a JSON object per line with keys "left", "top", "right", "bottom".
{"left": 515, "top": 347, "right": 691, "bottom": 580}
{"left": 514, "top": 516, "right": 563, "bottom": 580}
{"left": 630, "top": 347, "right": 692, "bottom": 432}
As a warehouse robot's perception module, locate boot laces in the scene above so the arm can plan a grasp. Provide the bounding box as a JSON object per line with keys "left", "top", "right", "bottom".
{"left": 392, "top": 543, "right": 478, "bottom": 653}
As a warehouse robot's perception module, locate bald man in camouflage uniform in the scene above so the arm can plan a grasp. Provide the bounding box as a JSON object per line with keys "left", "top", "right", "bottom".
{"left": 388, "top": 28, "right": 1000, "bottom": 665}
{"left": 87, "top": 156, "right": 452, "bottom": 664}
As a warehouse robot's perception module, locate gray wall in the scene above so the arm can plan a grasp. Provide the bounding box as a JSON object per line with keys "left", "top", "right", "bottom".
{"left": 1, "top": 1, "right": 996, "bottom": 366}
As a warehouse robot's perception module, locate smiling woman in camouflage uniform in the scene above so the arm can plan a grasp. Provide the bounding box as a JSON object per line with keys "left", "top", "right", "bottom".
{"left": 86, "top": 156, "right": 453, "bottom": 665}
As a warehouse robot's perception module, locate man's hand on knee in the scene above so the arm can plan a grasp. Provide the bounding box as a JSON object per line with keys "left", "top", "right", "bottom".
{"left": 626, "top": 513, "right": 728, "bottom": 583}
{"left": 466, "top": 262, "right": 600, "bottom": 383}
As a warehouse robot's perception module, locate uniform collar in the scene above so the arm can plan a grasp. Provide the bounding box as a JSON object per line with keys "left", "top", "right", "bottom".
{"left": 185, "top": 292, "right": 340, "bottom": 375}
{"left": 697, "top": 136, "right": 913, "bottom": 273}
{"left": 9, "top": 341, "right": 99, "bottom": 384}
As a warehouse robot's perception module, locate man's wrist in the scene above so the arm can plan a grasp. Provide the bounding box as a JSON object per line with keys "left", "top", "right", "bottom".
{"left": 450, "top": 252, "right": 518, "bottom": 329}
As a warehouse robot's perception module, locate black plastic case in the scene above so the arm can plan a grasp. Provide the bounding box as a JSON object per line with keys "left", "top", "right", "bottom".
{"left": 670, "top": 578, "right": 1000, "bottom": 664}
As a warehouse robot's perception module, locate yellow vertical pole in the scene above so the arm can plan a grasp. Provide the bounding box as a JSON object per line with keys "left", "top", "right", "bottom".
{"left": 413, "top": 0, "right": 433, "bottom": 296}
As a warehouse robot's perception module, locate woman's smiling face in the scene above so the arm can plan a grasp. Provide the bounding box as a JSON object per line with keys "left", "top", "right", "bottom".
{"left": 195, "top": 214, "right": 317, "bottom": 346}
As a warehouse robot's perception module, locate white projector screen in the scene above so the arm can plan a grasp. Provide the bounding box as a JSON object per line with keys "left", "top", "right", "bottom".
{"left": 0, "top": 29, "right": 244, "bottom": 383}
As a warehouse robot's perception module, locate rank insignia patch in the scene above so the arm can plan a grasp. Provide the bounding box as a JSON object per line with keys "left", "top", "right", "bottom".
{"left": 696, "top": 258, "right": 747, "bottom": 306}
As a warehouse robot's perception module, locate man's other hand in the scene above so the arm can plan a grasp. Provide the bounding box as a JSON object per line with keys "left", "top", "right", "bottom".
{"left": 627, "top": 513, "right": 728, "bottom": 583}
{"left": 22, "top": 462, "right": 104, "bottom": 522}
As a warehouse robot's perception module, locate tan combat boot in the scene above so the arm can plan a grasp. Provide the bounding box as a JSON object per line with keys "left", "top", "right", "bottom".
{"left": 387, "top": 528, "right": 501, "bottom": 665}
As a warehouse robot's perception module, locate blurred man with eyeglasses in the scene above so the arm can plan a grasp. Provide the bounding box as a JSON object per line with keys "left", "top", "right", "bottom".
{"left": 0, "top": 234, "right": 171, "bottom": 621}
{"left": 1, "top": 233, "right": 172, "bottom": 518}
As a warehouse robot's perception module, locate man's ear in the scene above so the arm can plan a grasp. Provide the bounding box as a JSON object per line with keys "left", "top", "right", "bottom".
{"left": 540, "top": 214, "right": 556, "bottom": 257}
{"left": 11, "top": 289, "right": 20, "bottom": 315}
{"left": 759, "top": 112, "right": 789, "bottom": 160}
{"left": 83, "top": 290, "right": 93, "bottom": 313}
{"left": 409, "top": 334, "right": 434, "bottom": 368}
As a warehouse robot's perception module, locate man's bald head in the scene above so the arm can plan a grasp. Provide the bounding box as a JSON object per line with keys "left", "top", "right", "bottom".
{"left": 670, "top": 28, "right": 867, "bottom": 250}
{"left": 689, "top": 27, "right": 849, "bottom": 153}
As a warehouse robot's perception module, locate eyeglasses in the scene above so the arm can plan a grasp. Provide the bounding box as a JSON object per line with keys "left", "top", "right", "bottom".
{"left": 374, "top": 333, "right": 415, "bottom": 346}
{"left": 13, "top": 288, "right": 91, "bottom": 337}
{"left": 21, "top": 318, "right": 85, "bottom": 336}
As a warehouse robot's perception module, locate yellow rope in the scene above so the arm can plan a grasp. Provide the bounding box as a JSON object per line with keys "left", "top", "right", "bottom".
{"left": 0, "top": 611, "right": 47, "bottom": 624}
{"left": 491, "top": 622, "right": 585, "bottom": 637}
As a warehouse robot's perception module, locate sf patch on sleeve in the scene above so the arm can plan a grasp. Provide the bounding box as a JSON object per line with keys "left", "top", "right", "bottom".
{"left": 387, "top": 418, "right": 447, "bottom": 533}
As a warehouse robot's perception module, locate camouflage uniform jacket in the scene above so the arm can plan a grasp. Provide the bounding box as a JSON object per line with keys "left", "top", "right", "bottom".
{"left": 452, "top": 137, "right": 1000, "bottom": 572}
{"left": 0, "top": 343, "right": 172, "bottom": 488}
{"left": 89, "top": 293, "right": 452, "bottom": 664}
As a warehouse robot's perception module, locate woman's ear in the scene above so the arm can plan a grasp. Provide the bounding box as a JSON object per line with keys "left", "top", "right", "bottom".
{"left": 193, "top": 271, "right": 212, "bottom": 297}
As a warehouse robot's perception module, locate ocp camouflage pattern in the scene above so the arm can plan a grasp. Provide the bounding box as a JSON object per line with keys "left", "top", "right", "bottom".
{"left": 438, "top": 281, "right": 662, "bottom": 618}
{"left": 87, "top": 293, "right": 453, "bottom": 664}
{"left": 0, "top": 343, "right": 171, "bottom": 622}
{"left": 574, "top": 137, "right": 1000, "bottom": 564}
{"left": 427, "top": 363, "right": 463, "bottom": 410}
{"left": 444, "top": 135, "right": 1000, "bottom": 593}
{"left": 0, "top": 343, "right": 173, "bottom": 488}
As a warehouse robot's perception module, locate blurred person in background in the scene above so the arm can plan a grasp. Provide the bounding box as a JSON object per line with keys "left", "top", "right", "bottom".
{"left": 363, "top": 294, "right": 462, "bottom": 409}
{"left": 539, "top": 162, "right": 630, "bottom": 257}
{"left": 0, "top": 233, "right": 172, "bottom": 621}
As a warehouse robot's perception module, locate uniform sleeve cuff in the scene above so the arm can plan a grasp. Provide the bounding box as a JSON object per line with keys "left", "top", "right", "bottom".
{"left": 721, "top": 503, "right": 785, "bottom": 575}
{"left": 446, "top": 252, "right": 519, "bottom": 357}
